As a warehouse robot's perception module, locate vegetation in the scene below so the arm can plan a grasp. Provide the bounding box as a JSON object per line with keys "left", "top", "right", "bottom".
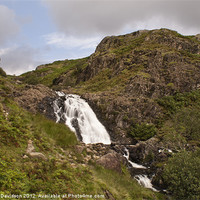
{"left": 20, "top": 57, "right": 89, "bottom": 87}
{"left": 157, "top": 91, "right": 200, "bottom": 198}
{"left": 0, "top": 67, "right": 6, "bottom": 77}
{"left": 157, "top": 90, "right": 200, "bottom": 115}
{"left": 129, "top": 122, "right": 156, "bottom": 141}
{"left": 0, "top": 76, "right": 161, "bottom": 199}
{"left": 162, "top": 149, "right": 200, "bottom": 200}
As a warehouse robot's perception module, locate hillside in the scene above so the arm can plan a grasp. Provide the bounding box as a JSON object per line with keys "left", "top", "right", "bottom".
{"left": 1, "top": 28, "right": 200, "bottom": 199}
{"left": 20, "top": 28, "right": 200, "bottom": 142}
{"left": 0, "top": 70, "right": 163, "bottom": 199}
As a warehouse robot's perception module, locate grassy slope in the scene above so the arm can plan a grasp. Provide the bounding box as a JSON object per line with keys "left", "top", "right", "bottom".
{"left": 20, "top": 57, "right": 89, "bottom": 88}
{"left": 0, "top": 75, "right": 164, "bottom": 199}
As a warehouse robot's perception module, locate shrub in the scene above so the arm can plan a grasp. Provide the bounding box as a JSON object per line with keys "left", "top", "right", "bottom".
{"left": 157, "top": 90, "right": 200, "bottom": 115}
{"left": 129, "top": 122, "right": 156, "bottom": 141}
{"left": 162, "top": 149, "right": 200, "bottom": 200}
{"left": 173, "top": 108, "right": 200, "bottom": 141}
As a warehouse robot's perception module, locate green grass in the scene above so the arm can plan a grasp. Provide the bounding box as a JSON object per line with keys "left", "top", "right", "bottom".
{"left": 33, "top": 114, "right": 77, "bottom": 148}
{"left": 20, "top": 57, "right": 89, "bottom": 87}
{"left": 92, "top": 164, "right": 165, "bottom": 200}
{"left": 0, "top": 80, "right": 164, "bottom": 199}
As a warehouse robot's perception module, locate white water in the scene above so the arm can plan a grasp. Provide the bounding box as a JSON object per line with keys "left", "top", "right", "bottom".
{"left": 123, "top": 147, "right": 158, "bottom": 191}
{"left": 123, "top": 148, "right": 147, "bottom": 169}
{"left": 53, "top": 93, "right": 111, "bottom": 145}
{"left": 135, "top": 175, "right": 157, "bottom": 191}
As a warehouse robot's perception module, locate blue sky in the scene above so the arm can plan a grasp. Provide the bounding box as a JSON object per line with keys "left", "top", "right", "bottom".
{"left": 0, "top": 0, "right": 200, "bottom": 75}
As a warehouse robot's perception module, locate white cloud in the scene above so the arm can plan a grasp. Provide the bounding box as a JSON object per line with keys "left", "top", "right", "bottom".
{"left": 0, "top": 5, "right": 20, "bottom": 45}
{"left": 44, "top": 32, "right": 102, "bottom": 50}
{"left": 43, "top": 0, "right": 200, "bottom": 37}
{"left": 0, "top": 45, "right": 42, "bottom": 75}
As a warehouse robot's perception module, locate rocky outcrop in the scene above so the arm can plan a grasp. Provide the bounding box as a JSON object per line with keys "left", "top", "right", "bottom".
{"left": 26, "top": 140, "right": 47, "bottom": 160}
{"left": 71, "top": 29, "right": 200, "bottom": 142}
{"left": 15, "top": 84, "right": 57, "bottom": 120}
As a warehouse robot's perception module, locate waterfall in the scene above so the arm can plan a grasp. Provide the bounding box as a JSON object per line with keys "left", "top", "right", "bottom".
{"left": 53, "top": 92, "right": 111, "bottom": 145}
{"left": 123, "top": 147, "right": 157, "bottom": 191}
{"left": 135, "top": 175, "right": 157, "bottom": 191}
{"left": 123, "top": 148, "right": 146, "bottom": 169}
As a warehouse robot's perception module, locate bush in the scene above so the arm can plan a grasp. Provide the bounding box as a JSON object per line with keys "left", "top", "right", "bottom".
{"left": 157, "top": 91, "right": 200, "bottom": 115}
{"left": 129, "top": 122, "right": 156, "bottom": 141}
{"left": 173, "top": 108, "right": 200, "bottom": 141}
{"left": 162, "top": 149, "right": 200, "bottom": 200}
{"left": 0, "top": 67, "right": 6, "bottom": 77}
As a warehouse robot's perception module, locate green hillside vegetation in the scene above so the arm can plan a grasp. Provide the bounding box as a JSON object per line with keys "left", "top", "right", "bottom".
{"left": 4, "top": 29, "right": 200, "bottom": 199}
{"left": 0, "top": 75, "right": 164, "bottom": 199}
{"left": 20, "top": 57, "right": 89, "bottom": 87}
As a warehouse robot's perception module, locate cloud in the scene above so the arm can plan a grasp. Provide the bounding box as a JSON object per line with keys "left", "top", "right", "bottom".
{"left": 0, "top": 5, "right": 20, "bottom": 45}
{"left": 44, "top": 32, "right": 101, "bottom": 49}
{"left": 0, "top": 45, "right": 42, "bottom": 75}
{"left": 43, "top": 0, "right": 200, "bottom": 36}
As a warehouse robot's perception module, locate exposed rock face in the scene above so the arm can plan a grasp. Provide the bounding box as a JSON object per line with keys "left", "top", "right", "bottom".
{"left": 71, "top": 118, "right": 83, "bottom": 142}
{"left": 15, "top": 84, "right": 57, "bottom": 120}
{"left": 73, "top": 29, "right": 200, "bottom": 142}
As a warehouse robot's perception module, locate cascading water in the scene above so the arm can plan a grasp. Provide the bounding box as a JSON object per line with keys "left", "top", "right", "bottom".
{"left": 53, "top": 92, "right": 157, "bottom": 191}
{"left": 135, "top": 175, "right": 157, "bottom": 191}
{"left": 123, "top": 147, "right": 157, "bottom": 191}
{"left": 123, "top": 148, "right": 146, "bottom": 169}
{"left": 53, "top": 92, "right": 111, "bottom": 145}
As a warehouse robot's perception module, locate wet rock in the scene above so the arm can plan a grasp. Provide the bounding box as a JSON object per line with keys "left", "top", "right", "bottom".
{"left": 71, "top": 118, "right": 83, "bottom": 142}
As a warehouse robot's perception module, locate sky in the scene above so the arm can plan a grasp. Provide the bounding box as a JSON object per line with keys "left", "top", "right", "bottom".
{"left": 0, "top": 0, "right": 200, "bottom": 75}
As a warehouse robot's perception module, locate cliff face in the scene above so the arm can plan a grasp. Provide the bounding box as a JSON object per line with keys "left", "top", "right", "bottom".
{"left": 70, "top": 29, "right": 200, "bottom": 142}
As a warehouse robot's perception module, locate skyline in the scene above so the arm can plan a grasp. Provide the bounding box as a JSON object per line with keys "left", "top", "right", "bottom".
{"left": 0, "top": 0, "right": 200, "bottom": 75}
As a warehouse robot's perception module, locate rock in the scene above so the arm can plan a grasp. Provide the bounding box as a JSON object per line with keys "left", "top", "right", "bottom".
{"left": 15, "top": 84, "right": 57, "bottom": 120}
{"left": 86, "top": 148, "right": 93, "bottom": 154}
{"left": 22, "top": 155, "right": 28, "bottom": 159}
{"left": 96, "top": 151, "right": 126, "bottom": 173}
{"left": 71, "top": 118, "right": 83, "bottom": 141}
{"left": 75, "top": 145, "right": 85, "bottom": 154}
{"left": 29, "top": 152, "right": 47, "bottom": 160}
{"left": 26, "top": 140, "right": 47, "bottom": 161}
{"left": 26, "top": 140, "right": 35, "bottom": 154}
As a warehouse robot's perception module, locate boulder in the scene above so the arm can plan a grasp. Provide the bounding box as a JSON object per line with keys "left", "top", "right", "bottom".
{"left": 96, "top": 151, "right": 126, "bottom": 173}
{"left": 26, "top": 140, "right": 47, "bottom": 161}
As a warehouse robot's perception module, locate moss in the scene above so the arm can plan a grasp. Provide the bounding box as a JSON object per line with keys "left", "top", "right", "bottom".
{"left": 166, "top": 82, "right": 174, "bottom": 88}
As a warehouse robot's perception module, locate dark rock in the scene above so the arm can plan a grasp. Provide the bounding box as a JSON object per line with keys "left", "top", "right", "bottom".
{"left": 71, "top": 118, "right": 83, "bottom": 142}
